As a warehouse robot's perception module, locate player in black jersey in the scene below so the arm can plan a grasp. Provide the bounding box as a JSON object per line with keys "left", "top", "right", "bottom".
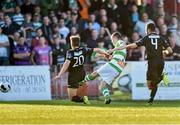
{"left": 53, "top": 35, "right": 109, "bottom": 104}
{"left": 109, "top": 23, "right": 173, "bottom": 105}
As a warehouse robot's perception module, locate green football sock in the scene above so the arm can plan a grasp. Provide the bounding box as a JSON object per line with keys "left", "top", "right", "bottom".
{"left": 101, "top": 87, "right": 110, "bottom": 99}
{"left": 84, "top": 74, "right": 96, "bottom": 82}
{"left": 79, "top": 74, "right": 96, "bottom": 85}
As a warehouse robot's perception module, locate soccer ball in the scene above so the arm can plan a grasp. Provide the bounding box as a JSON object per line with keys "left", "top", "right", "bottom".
{"left": 0, "top": 82, "right": 11, "bottom": 93}
{"left": 118, "top": 74, "right": 132, "bottom": 93}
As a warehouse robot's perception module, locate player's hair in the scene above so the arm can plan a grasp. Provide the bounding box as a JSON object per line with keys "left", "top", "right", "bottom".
{"left": 146, "top": 23, "right": 156, "bottom": 32}
{"left": 111, "top": 32, "right": 121, "bottom": 39}
{"left": 70, "top": 35, "right": 80, "bottom": 47}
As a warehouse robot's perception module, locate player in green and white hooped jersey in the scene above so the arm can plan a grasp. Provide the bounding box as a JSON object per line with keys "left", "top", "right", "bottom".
{"left": 79, "top": 32, "right": 126, "bottom": 104}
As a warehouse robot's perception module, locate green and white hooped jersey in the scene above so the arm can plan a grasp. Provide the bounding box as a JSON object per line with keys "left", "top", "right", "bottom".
{"left": 108, "top": 40, "right": 126, "bottom": 73}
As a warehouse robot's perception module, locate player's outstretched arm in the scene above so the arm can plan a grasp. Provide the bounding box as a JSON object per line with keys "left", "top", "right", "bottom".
{"left": 93, "top": 48, "right": 109, "bottom": 56}
{"left": 53, "top": 60, "right": 71, "bottom": 81}
{"left": 108, "top": 43, "right": 138, "bottom": 54}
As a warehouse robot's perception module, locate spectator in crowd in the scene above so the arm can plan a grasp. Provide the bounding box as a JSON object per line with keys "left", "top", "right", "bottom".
{"left": 127, "top": 32, "right": 143, "bottom": 61}
{"left": 1, "top": 0, "right": 16, "bottom": 17}
{"left": 68, "top": 0, "right": 79, "bottom": 11}
{"left": 2, "top": 15, "right": 20, "bottom": 36}
{"left": 98, "top": 27, "right": 109, "bottom": 40}
{"left": 67, "top": 11, "right": 79, "bottom": 30}
{"left": 41, "top": 16, "right": 53, "bottom": 45}
{"left": 98, "top": 27, "right": 113, "bottom": 49}
{"left": 156, "top": 16, "right": 165, "bottom": 29}
{"left": 131, "top": 4, "right": 140, "bottom": 26}
{"left": 38, "top": 0, "right": 60, "bottom": 16}
{"left": 59, "top": 18, "right": 70, "bottom": 39}
{"left": 99, "top": 15, "right": 109, "bottom": 28}
{"left": 164, "top": 33, "right": 177, "bottom": 60}
{"left": 12, "top": 6, "right": 24, "bottom": 26}
{"left": 91, "top": 38, "right": 108, "bottom": 70}
{"left": 31, "top": 36, "right": 52, "bottom": 65}
{"left": 84, "top": 13, "right": 101, "bottom": 32}
{"left": 168, "top": 15, "right": 178, "bottom": 34}
{"left": 32, "top": 13, "right": 42, "bottom": 31}
{"left": 8, "top": 31, "right": 21, "bottom": 65}
{"left": 20, "top": 0, "right": 35, "bottom": 15}
{"left": 81, "top": 21, "right": 93, "bottom": 42}
{"left": 34, "top": 5, "right": 42, "bottom": 16}
{"left": 66, "top": 26, "right": 79, "bottom": 46}
{"left": 154, "top": 4, "right": 165, "bottom": 19}
{"left": 97, "top": 8, "right": 107, "bottom": 21}
{"left": 134, "top": 12, "right": 153, "bottom": 37}
{"left": 97, "top": 9, "right": 109, "bottom": 27}
{"left": 105, "top": 0, "right": 120, "bottom": 23}
{"left": 51, "top": 16, "right": 58, "bottom": 25}
{"left": 52, "top": 35, "right": 67, "bottom": 65}
{"left": 86, "top": 29, "right": 98, "bottom": 48}
{"left": 109, "top": 22, "right": 119, "bottom": 33}
{"left": 31, "top": 28, "right": 48, "bottom": 49}
{"left": 0, "top": 27, "right": 10, "bottom": 65}
{"left": 0, "top": 11, "right": 5, "bottom": 28}
{"left": 13, "top": 36, "right": 31, "bottom": 65}
{"left": 138, "top": 0, "right": 153, "bottom": 18}
{"left": 119, "top": 0, "right": 133, "bottom": 37}
{"left": 12, "top": 31, "right": 20, "bottom": 47}
{"left": 23, "top": 13, "right": 34, "bottom": 40}
{"left": 89, "top": 0, "right": 105, "bottom": 14}
{"left": 50, "top": 24, "right": 65, "bottom": 45}
{"left": 61, "top": 12, "right": 71, "bottom": 26}
{"left": 159, "top": 24, "right": 170, "bottom": 40}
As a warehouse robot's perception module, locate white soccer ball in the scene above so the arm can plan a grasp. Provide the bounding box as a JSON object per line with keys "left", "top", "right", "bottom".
{"left": 118, "top": 74, "right": 132, "bottom": 93}
{"left": 0, "top": 82, "right": 11, "bottom": 93}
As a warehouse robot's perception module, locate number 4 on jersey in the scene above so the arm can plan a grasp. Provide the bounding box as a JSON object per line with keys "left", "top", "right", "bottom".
{"left": 149, "top": 35, "right": 160, "bottom": 50}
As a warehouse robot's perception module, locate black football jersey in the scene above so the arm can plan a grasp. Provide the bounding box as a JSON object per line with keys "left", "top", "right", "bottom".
{"left": 66, "top": 47, "right": 93, "bottom": 73}
{"left": 136, "top": 33, "right": 170, "bottom": 60}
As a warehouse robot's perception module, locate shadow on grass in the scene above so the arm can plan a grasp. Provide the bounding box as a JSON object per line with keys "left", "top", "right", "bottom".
{"left": 0, "top": 99, "right": 180, "bottom": 108}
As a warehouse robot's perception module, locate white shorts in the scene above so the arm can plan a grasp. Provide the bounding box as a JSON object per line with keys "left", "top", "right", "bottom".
{"left": 97, "top": 63, "right": 119, "bottom": 85}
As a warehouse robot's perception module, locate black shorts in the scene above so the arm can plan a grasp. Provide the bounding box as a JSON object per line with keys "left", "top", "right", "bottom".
{"left": 68, "top": 71, "right": 85, "bottom": 88}
{"left": 147, "top": 59, "right": 164, "bottom": 84}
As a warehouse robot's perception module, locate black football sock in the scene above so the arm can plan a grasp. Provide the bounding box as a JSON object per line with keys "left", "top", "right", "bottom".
{"left": 71, "top": 96, "right": 83, "bottom": 102}
{"left": 150, "top": 86, "right": 158, "bottom": 102}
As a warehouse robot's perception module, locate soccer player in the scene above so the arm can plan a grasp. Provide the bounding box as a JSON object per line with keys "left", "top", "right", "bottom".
{"left": 109, "top": 23, "right": 173, "bottom": 105}
{"left": 79, "top": 32, "right": 127, "bottom": 104}
{"left": 53, "top": 35, "right": 109, "bottom": 104}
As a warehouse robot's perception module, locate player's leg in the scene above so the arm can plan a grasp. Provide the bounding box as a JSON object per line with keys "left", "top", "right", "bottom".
{"left": 99, "top": 82, "right": 111, "bottom": 104}
{"left": 77, "top": 83, "right": 88, "bottom": 97}
{"left": 77, "top": 83, "right": 91, "bottom": 104}
{"left": 67, "top": 80, "right": 87, "bottom": 103}
{"left": 67, "top": 88, "right": 83, "bottom": 102}
{"left": 79, "top": 71, "right": 99, "bottom": 85}
{"left": 97, "top": 63, "right": 120, "bottom": 104}
{"left": 146, "top": 61, "right": 159, "bottom": 105}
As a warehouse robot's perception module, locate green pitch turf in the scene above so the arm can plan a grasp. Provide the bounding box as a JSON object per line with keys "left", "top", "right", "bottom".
{"left": 0, "top": 99, "right": 180, "bottom": 124}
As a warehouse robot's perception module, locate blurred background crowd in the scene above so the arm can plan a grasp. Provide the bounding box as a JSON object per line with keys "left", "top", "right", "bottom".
{"left": 0, "top": 0, "right": 180, "bottom": 67}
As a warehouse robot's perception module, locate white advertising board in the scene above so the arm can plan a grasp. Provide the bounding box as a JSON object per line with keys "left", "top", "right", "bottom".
{"left": 0, "top": 66, "right": 51, "bottom": 101}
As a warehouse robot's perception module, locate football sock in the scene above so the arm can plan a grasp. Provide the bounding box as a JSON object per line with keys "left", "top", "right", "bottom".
{"left": 85, "top": 74, "right": 96, "bottom": 81}
{"left": 71, "top": 96, "right": 83, "bottom": 102}
{"left": 101, "top": 86, "right": 110, "bottom": 99}
{"left": 79, "top": 74, "right": 96, "bottom": 85}
{"left": 150, "top": 85, "right": 158, "bottom": 101}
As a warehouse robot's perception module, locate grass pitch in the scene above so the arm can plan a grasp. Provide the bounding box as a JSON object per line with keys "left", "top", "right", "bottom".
{"left": 0, "top": 98, "right": 180, "bottom": 124}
